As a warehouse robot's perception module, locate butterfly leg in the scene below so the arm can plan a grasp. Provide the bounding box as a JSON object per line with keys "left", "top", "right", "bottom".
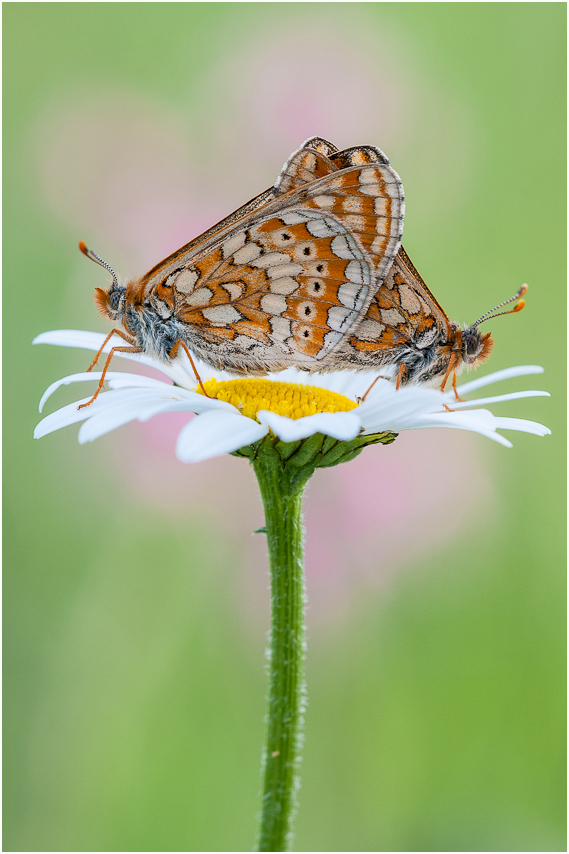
{"left": 439, "top": 353, "right": 458, "bottom": 393}
{"left": 442, "top": 373, "right": 466, "bottom": 410}
{"left": 395, "top": 363, "right": 407, "bottom": 390}
{"left": 78, "top": 345, "right": 144, "bottom": 409}
{"left": 440, "top": 354, "right": 462, "bottom": 410}
{"left": 360, "top": 374, "right": 391, "bottom": 402}
{"left": 169, "top": 339, "right": 210, "bottom": 397}
{"left": 452, "top": 372, "right": 465, "bottom": 402}
{"left": 85, "top": 328, "right": 136, "bottom": 372}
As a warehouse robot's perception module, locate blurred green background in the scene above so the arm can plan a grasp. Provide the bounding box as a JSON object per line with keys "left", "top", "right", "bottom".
{"left": 4, "top": 3, "right": 565, "bottom": 852}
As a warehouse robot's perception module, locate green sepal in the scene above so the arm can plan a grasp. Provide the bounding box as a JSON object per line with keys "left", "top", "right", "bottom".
{"left": 231, "top": 444, "right": 256, "bottom": 459}
{"left": 285, "top": 433, "right": 325, "bottom": 468}
{"left": 274, "top": 439, "right": 302, "bottom": 462}
{"left": 232, "top": 430, "right": 398, "bottom": 471}
{"left": 315, "top": 431, "right": 398, "bottom": 468}
{"left": 317, "top": 443, "right": 364, "bottom": 467}
{"left": 321, "top": 434, "right": 338, "bottom": 455}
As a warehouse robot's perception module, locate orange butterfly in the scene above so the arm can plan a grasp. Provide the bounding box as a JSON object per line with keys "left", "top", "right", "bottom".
{"left": 79, "top": 136, "right": 526, "bottom": 406}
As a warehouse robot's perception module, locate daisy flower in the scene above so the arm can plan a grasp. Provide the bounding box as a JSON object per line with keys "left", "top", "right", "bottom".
{"left": 33, "top": 327, "right": 550, "bottom": 852}
{"left": 33, "top": 330, "right": 550, "bottom": 463}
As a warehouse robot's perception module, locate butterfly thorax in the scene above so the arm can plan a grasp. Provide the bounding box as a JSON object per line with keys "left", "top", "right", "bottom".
{"left": 96, "top": 280, "right": 188, "bottom": 362}
{"left": 373, "top": 321, "right": 492, "bottom": 387}
{"left": 410, "top": 322, "right": 493, "bottom": 385}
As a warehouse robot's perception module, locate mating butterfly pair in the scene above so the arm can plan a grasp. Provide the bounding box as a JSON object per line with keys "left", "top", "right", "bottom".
{"left": 80, "top": 136, "right": 527, "bottom": 406}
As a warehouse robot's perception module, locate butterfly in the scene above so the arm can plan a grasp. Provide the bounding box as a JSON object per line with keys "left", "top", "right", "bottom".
{"left": 79, "top": 136, "right": 527, "bottom": 406}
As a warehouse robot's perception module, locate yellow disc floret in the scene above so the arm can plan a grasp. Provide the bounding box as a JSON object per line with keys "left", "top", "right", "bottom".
{"left": 197, "top": 378, "right": 358, "bottom": 421}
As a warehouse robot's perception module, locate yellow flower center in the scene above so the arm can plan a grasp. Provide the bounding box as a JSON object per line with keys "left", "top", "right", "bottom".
{"left": 197, "top": 378, "right": 358, "bottom": 421}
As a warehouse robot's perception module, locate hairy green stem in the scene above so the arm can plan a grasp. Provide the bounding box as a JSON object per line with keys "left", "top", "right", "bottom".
{"left": 238, "top": 431, "right": 397, "bottom": 850}
{"left": 253, "top": 444, "right": 311, "bottom": 852}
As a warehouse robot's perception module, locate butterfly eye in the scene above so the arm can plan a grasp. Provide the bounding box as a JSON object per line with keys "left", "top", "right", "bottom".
{"left": 464, "top": 333, "right": 480, "bottom": 356}
{"left": 109, "top": 288, "right": 124, "bottom": 310}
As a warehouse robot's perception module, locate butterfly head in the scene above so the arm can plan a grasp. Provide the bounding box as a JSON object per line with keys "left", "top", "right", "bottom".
{"left": 79, "top": 241, "right": 126, "bottom": 321}
{"left": 460, "top": 326, "right": 494, "bottom": 367}
{"left": 461, "top": 283, "right": 528, "bottom": 367}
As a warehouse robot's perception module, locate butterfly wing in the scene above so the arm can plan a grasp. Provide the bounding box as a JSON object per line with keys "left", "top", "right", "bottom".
{"left": 338, "top": 245, "right": 451, "bottom": 369}
{"left": 139, "top": 137, "right": 340, "bottom": 285}
{"left": 151, "top": 209, "right": 372, "bottom": 372}
{"left": 276, "top": 138, "right": 405, "bottom": 286}
{"left": 137, "top": 150, "right": 405, "bottom": 372}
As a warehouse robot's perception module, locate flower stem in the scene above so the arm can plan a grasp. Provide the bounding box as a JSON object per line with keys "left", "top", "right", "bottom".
{"left": 252, "top": 442, "right": 312, "bottom": 852}
{"left": 241, "top": 432, "right": 397, "bottom": 850}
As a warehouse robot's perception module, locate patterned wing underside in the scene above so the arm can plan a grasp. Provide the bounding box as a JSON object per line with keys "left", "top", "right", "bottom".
{"left": 142, "top": 157, "right": 405, "bottom": 371}
{"left": 141, "top": 138, "right": 403, "bottom": 289}
{"left": 292, "top": 141, "right": 451, "bottom": 365}
{"left": 160, "top": 211, "right": 374, "bottom": 370}
{"left": 275, "top": 146, "right": 338, "bottom": 195}
{"left": 343, "top": 246, "right": 450, "bottom": 364}
{"left": 140, "top": 138, "right": 343, "bottom": 286}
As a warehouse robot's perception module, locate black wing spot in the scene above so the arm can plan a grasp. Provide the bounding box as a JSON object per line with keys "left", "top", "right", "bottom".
{"left": 281, "top": 233, "right": 291, "bottom": 240}
{"left": 313, "top": 282, "right": 321, "bottom": 292}
{"left": 303, "top": 330, "right": 309, "bottom": 338}
{"left": 303, "top": 246, "right": 311, "bottom": 255}
{"left": 316, "top": 264, "right": 324, "bottom": 272}
{"left": 304, "top": 306, "right": 311, "bottom": 316}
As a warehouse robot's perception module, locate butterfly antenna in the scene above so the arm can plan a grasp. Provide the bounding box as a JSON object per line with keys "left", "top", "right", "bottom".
{"left": 79, "top": 241, "right": 120, "bottom": 289}
{"left": 471, "top": 284, "right": 528, "bottom": 328}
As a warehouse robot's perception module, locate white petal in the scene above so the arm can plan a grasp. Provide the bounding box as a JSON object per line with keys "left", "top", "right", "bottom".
{"left": 492, "top": 416, "right": 551, "bottom": 436}
{"left": 34, "top": 396, "right": 100, "bottom": 438}
{"left": 32, "top": 328, "right": 208, "bottom": 391}
{"left": 33, "top": 328, "right": 174, "bottom": 372}
{"left": 36, "top": 386, "right": 153, "bottom": 439}
{"left": 266, "top": 367, "right": 388, "bottom": 401}
{"left": 405, "top": 410, "right": 514, "bottom": 447}
{"left": 77, "top": 390, "right": 178, "bottom": 443}
{"left": 176, "top": 411, "right": 268, "bottom": 462}
{"left": 106, "top": 376, "right": 176, "bottom": 392}
{"left": 33, "top": 329, "right": 118, "bottom": 350}
{"left": 257, "top": 410, "right": 362, "bottom": 441}
{"left": 409, "top": 407, "right": 495, "bottom": 430}
{"left": 358, "top": 386, "right": 443, "bottom": 432}
{"left": 33, "top": 329, "right": 152, "bottom": 365}
{"left": 38, "top": 371, "right": 169, "bottom": 412}
{"left": 137, "top": 394, "right": 236, "bottom": 421}
{"left": 453, "top": 365, "right": 544, "bottom": 397}
{"left": 353, "top": 376, "right": 395, "bottom": 402}
{"left": 317, "top": 370, "right": 385, "bottom": 399}
{"left": 447, "top": 390, "right": 550, "bottom": 409}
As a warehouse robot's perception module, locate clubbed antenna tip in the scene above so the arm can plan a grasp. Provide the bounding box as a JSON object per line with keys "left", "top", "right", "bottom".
{"left": 78, "top": 240, "right": 119, "bottom": 290}
{"left": 472, "top": 284, "right": 529, "bottom": 328}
